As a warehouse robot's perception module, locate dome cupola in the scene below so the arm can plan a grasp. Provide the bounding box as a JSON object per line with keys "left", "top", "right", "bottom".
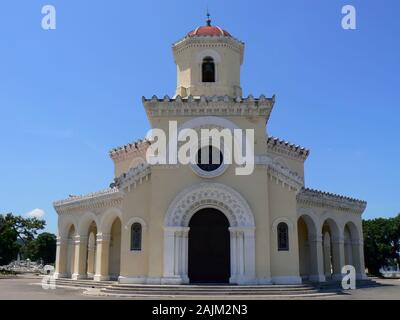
{"left": 172, "top": 13, "right": 244, "bottom": 98}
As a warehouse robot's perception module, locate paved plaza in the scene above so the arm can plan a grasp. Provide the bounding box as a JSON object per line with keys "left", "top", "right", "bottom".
{"left": 0, "top": 276, "right": 399, "bottom": 300}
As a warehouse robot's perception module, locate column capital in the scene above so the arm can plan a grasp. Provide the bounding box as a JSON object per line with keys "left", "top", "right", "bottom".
{"left": 229, "top": 226, "right": 255, "bottom": 235}
{"left": 308, "top": 233, "right": 323, "bottom": 243}
{"left": 56, "top": 237, "right": 68, "bottom": 245}
{"left": 351, "top": 239, "right": 364, "bottom": 246}
{"left": 74, "top": 235, "right": 88, "bottom": 245}
{"left": 331, "top": 235, "right": 345, "bottom": 244}
{"left": 96, "top": 233, "right": 111, "bottom": 242}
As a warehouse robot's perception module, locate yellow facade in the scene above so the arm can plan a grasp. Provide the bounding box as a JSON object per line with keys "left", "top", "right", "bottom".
{"left": 53, "top": 20, "right": 367, "bottom": 285}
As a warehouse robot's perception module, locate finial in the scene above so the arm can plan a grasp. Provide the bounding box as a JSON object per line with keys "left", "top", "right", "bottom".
{"left": 206, "top": 9, "right": 211, "bottom": 26}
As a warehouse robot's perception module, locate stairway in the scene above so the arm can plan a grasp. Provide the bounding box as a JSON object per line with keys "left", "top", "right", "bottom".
{"left": 99, "top": 283, "right": 337, "bottom": 297}
{"left": 54, "top": 278, "right": 117, "bottom": 289}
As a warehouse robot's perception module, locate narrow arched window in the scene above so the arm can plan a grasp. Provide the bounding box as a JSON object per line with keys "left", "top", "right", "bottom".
{"left": 130, "top": 223, "right": 142, "bottom": 251}
{"left": 277, "top": 222, "right": 289, "bottom": 251}
{"left": 202, "top": 56, "right": 215, "bottom": 82}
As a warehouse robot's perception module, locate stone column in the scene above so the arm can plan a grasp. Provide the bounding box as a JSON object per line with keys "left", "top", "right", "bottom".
{"left": 161, "top": 227, "right": 185, "bottom": 284}
{"left": 228, "top": 227, "right": 256, "bottom": 284}
{"left": 331, "top": 236, "right": 345, "bottom": 281}
{"left": 54, "top": 237, "right": 68, "bottom": 279}
{"left": 243, "top": 227, "right": 256, "bottom": 283}
{"left": 72, "top": 235, "right": 88, "bottom": 280}
{"left": 229, "top": 228, "right": 238, "bottom": 283}
{"left": 353, "top": 239, "right": 368, "bottom": 280}
{"left": 180, "top": 228, "right": 190, "bottom": 283}
{"left": 94, "top": 233, "right": 110, "bottom": 281}
{"left": 323, "top": 234, "right": 332, "bottom": 279}
{"left": 308, "top": 234, "right": 326, "bottom": 282}
{"left": 237, "top": 230, "right": 245, "bottom": 277}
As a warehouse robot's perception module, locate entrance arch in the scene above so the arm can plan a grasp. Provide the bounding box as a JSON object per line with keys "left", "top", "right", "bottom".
{"left": 188, "top": 208, "right": 230, "bottom": 283}
{"left": 163, "top": 182, "right": 256, "bottom": 285}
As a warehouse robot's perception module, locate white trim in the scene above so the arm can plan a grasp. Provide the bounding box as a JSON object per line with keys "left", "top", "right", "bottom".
{"left": 272, "top": 217, "right": 294, "bottom": 233}
{"left": 125, "top": 217, "right": 147, "bottom": 231}
{"left": 165, "top": 182, "right": 255, "bottom": 227}
{"left": 163, "top": 183, "right": 256, "bottom": 284}
{"left": 195, "top": 49, "right": 222, "bottom": 64}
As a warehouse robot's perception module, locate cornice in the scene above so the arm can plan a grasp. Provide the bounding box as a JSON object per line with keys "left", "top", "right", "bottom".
{"left": 53, "top": 188, "right": 124, "bottom": 215}
{"left": 109, "top": 139, "right": 150, "bottom": 162}
{"left": 112, "top": 163, "right": 151, "bottom": 191}
{"left": 266, "top": 136, "right": 310, "bottom": 161}
{"left": 297, "top": 188, "right": 367, "bottom": 214}
{"left": 256, "top": 155, "right": 304, "bottom": 191}
{"left": 142, "top": 94, "right": 275, "bottom": 119}
{"left": 172, "top": 36, "right": 244, "bottom": 58}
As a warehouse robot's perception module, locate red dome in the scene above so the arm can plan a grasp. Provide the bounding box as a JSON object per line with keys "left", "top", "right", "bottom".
{"left": 187, "top": 25, "right": 232, "bottom": 38}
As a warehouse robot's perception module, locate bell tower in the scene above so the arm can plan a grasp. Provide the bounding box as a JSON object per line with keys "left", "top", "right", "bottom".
{"left": 172, "top": 14, "right": 244, "bottom": 98}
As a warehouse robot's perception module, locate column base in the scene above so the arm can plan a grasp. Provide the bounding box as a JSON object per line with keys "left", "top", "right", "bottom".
{"left": 118, "top": 276, "right": 146, "bottom": 284}
{"left": 309, "top": 274, "right": 326, "bottom": 283}
{"left": 53, "top": 272, "right": 67, "bottom": 279}
{"left": 332, "top": 273, "right": 343, "bottom": 281}
{"left": 146, "top": 277, "right": 163, "bottom": 284}
{"left": 161, "top": 276, "right": 184, "bottom": 285}
{"left": 255, "top": 277, "right": 273, "bottom": 285}
{"left": 271, "top": 275, "right": 302, "bottom": 285}
{"left": 232, "top": 275, "right": 258, "bottom": 285}
{"left": 72, "top": 273, "right": 87, "bottom": 280}
{"left": 94, "top": 275, "right": 110, "bottom": 281}
{"left": 356, "top": 273, "right": 369, "bottom": 280}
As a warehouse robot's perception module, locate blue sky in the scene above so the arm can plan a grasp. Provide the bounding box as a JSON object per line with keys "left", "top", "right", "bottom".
{"left": 0, "top": 0, "right": 399, "bottom": 234}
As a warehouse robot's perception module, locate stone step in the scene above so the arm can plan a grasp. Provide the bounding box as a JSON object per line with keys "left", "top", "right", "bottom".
{"left": 107, "top": 285, "right": 316, "bottom": 292}
{"left": 99, "top": 283, "right": 324, "bottom": 296}
{"left": 101, "top": 288, "right": 320, "bottom": 296}
{"left": 54, "top": 279, "right": 116, "bottom": 288}
{"left": 114, "top": 284, "right": 314, "bottom": 290}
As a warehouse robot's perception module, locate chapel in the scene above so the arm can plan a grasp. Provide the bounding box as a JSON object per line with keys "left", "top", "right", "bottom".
{"left": 54, "top": 16, "right": 367, "bottom": 285}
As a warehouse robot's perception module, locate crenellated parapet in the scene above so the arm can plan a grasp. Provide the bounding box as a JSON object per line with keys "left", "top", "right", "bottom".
{"left": 297, "top": 188, "right": 367, "bottom": 214}
{"left": 142, "top": 94, "right": 275, "bottom": 119}
{"left": 53, "top": 188, "right": 124, "bottom": 214}
{"left": 267, "top": 136, "right": 310, "bottom": 162}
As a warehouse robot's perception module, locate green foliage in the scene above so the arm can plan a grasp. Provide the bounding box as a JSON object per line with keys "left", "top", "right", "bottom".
{"left": 0, "top": 213, "right": 46, "bottom": 265}
{"left": 25, "top": 232, "right": 57, "bottom": 264}
{"left": 363, "top": 214, "right": 400, "bottom": 276}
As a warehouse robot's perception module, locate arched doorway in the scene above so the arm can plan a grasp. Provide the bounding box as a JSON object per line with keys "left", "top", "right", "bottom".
{"left": 188, "top": 208, "right": 230, "bottom": 284}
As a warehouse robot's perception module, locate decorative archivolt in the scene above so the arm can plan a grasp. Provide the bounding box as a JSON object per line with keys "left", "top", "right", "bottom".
{"left": 164, "top": 182, "right": 255, "bottom": 227}
{"left": 271, "top": 217, "right": 294, "bottom": 233}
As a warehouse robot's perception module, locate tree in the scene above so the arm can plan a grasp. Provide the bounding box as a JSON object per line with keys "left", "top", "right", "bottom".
{"left": 26, "top": 232, "right": 57, "bottom": 264}
{"left": 363, "top": 214, "right": 400, "bottom": 276}
{"left": 0, "top": 215, "right": 20, "bottom": 265}
{"left": 0, "top": 213, "right": 45, "bottom": 265}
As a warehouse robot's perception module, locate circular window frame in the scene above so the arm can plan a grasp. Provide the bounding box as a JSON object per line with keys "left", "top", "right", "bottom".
{"left": 190, "top": 145, "right": 229, "bottom": 178}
